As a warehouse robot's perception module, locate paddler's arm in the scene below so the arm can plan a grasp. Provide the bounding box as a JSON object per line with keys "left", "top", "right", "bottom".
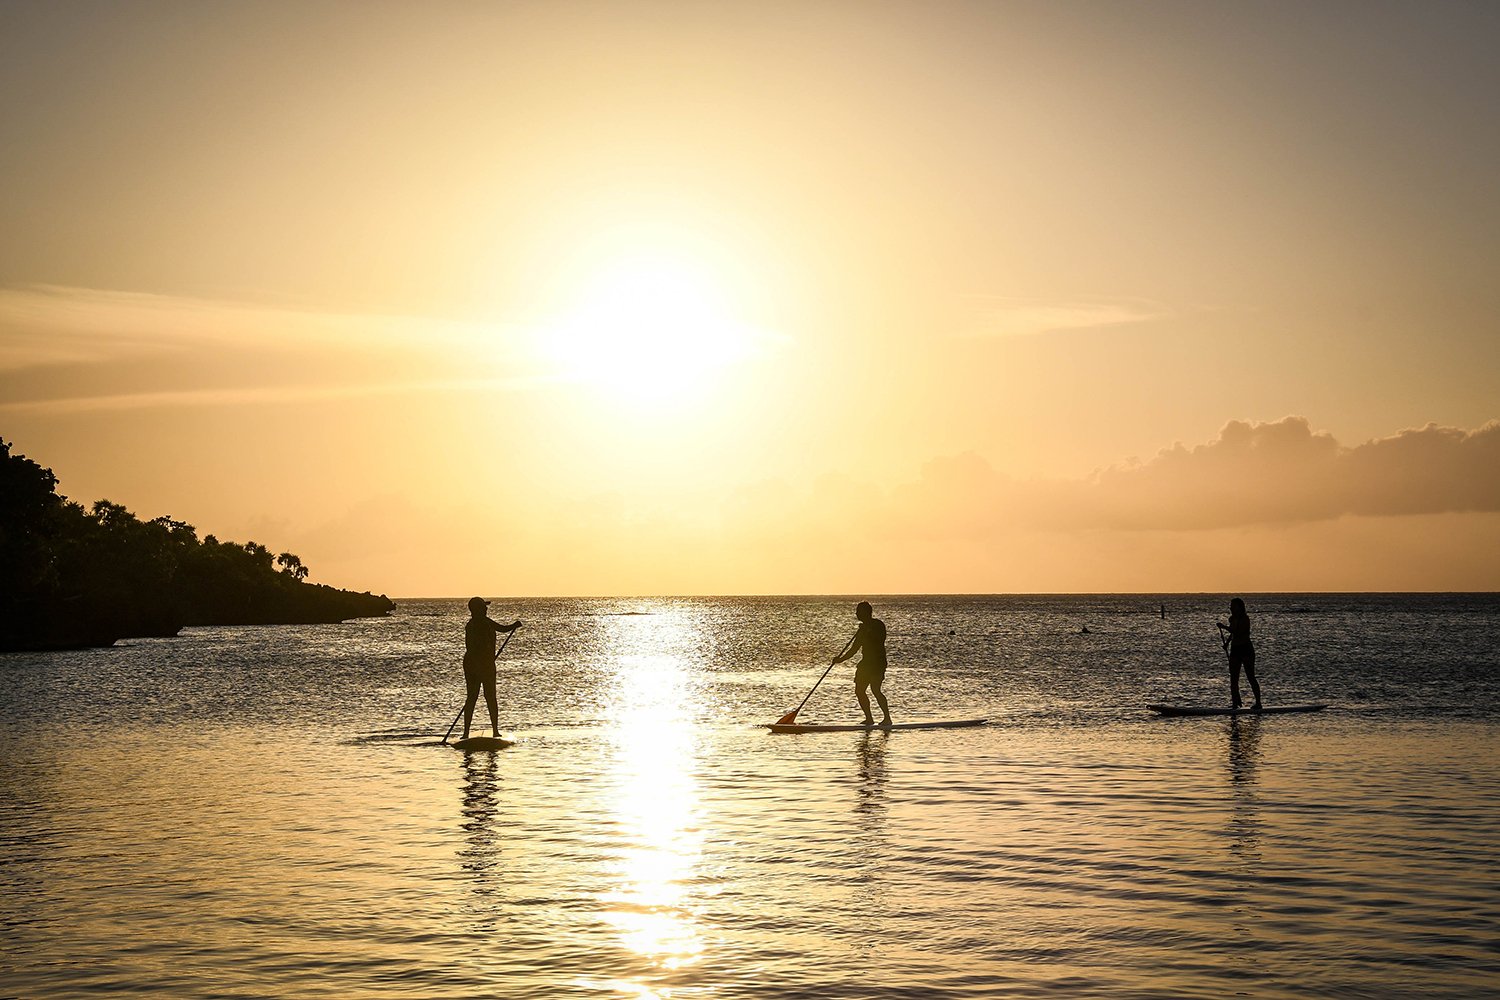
{"left": 831, "top": 627, "right": 863, "bottom": 664}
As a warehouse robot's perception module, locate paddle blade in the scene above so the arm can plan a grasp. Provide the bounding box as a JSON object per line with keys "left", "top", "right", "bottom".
{"left": 775, "top": 709, "right": 799, "bottom": 725}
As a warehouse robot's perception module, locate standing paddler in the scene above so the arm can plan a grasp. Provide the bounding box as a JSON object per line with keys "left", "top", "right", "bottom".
{"left": 1216, "top": 597, "right": 1261, "bottom": 711}
{"left": 462, "top": 596, "right": 522, "bottom": 741}
{"left": 832, "top": 601, "right": 892, "bottom": 727}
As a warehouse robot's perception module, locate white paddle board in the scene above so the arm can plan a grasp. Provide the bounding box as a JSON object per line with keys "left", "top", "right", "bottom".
{"left": 1147, "top": 704, "right": 1327, "bottom": 717}
{"left": 766, "top": 718, "right": 987, "bottom": 734}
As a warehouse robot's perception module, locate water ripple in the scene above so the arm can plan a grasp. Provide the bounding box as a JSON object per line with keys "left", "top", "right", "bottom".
{"left": 3, "top": 596, "right": 1498, "bottom": 997}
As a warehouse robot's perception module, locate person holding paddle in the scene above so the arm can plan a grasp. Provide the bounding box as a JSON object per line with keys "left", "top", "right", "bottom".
{"left": 461, "top": 597, "right": 521, "bottom": 742}
{"left": 1217, "top": 597, "right": 1261, "bottom": 711}
{"left": 832, "top": 601, "right": 892, "bottom": 727}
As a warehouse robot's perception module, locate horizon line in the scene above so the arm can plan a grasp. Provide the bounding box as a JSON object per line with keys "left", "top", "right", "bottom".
{"left": 385, "top": 590, "right": 1500, "bottom": 601}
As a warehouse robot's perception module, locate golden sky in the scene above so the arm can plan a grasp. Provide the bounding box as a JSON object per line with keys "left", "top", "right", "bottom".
{"left": 3, "top": 1, "right": 1498, "bottom": 594}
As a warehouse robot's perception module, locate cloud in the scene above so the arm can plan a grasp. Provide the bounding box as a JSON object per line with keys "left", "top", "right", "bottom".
{"left": 0, "top": 284, "right": 544, "bottom": 412}
{"left": 0, "top": 285, "right": 506, "bottom": 363}
{"left": 957, "top": 296, "right": 1167, "bottom": 339}
{"left": 873, "top": 416, "right": 1500, "bottom": 535}
{"left": 0, "top": 376, "right": 545, "bottom": 416}
{"left": 207, "top": 416, "right": 1500, "bottom": 594}
{"left": 1088, "top": 417, "right": 1500, "bottom": 528}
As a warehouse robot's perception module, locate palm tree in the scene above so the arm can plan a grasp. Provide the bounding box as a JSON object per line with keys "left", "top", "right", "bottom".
{"left": 276, "top": 551, "right": 309, "bottom": 581}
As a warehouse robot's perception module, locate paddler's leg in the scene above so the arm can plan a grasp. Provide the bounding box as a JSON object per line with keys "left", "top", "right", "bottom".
{"left": 482, "top": 673, "right": 499, "bottom": 737}
{"left": 855, "top": 675, "right": 875, "bottom": 726}
{"left": 462, "top": 670, "right": 481, "bottom": 740}
{"left": 1244, "top": 647, "right": 1262, "bottom": 710}
{"left": 870, "top": 674, "right": 891, "bottom": 726}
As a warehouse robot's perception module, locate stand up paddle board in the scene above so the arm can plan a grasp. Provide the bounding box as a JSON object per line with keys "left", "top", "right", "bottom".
{"left": 1147, "top": 704, "right": 1327, "bottom": 717}
{"left": 766, "top": 718, "right": 987, "bottom": 734}
{"left": 449, "top": 736, "right": 515, "bottom": 750}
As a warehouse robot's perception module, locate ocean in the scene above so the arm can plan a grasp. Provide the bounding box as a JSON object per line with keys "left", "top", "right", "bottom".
{"left": 2, "top": 594, "right": 1497, "bottom": 998}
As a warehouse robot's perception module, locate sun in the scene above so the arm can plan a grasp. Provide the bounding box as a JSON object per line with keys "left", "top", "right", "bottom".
{"left": 535, "top": 249, "right": 769, "bottom": 405}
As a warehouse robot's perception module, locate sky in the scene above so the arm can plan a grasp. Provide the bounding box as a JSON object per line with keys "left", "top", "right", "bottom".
{"left": 2, "top": 0, "right": 1498, "bottom": 595}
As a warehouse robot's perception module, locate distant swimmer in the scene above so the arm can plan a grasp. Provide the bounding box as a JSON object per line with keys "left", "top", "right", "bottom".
{"left": 1217, "top": 597, "right": 1261, "bottom": 711}
{"left": 462, "top": 596, "right": 522, "bottom": 741}
{"left": 832, "top": 601, "right": 891, "bottom": 727}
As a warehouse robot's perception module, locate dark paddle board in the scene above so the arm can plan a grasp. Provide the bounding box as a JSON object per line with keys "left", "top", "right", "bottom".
{"left": 1147, "top": 704, "right": 1327, "bottom": 717}
{"left": 766, "top": 718, "right": 987, "bottom": 734}
{"left": 450, "top": 736, "right": 515, "bottom": 750}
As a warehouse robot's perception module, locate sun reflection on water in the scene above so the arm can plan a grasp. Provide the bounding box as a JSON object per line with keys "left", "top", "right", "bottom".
{"left": 583, "top": 610, "right": 708, "bottom": 994}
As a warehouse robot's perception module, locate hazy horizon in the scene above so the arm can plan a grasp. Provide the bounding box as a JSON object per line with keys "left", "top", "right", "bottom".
{"left": 4, "top": 1, "right": 1498, "bottom": 595}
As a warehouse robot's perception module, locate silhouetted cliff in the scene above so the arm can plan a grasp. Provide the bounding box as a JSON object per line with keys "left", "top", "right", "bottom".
{"left": 1, "top": 439, "right": 394, "bottom": 651}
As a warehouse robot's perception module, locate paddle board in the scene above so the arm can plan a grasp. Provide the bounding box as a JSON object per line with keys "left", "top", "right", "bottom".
{"left": 1147, "top": 704, "right": 1327, "bottom": 717}
{"left": 766, "top": 718, "right": 987, "bottom": 734}
{"left": 450, "top": 736, "right": 515, "bottom": 750}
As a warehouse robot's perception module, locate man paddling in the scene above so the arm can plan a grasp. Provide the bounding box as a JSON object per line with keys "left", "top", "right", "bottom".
{"left": 832, "top": 601, "right": 892, "bottom": 727}
{"left": 462, "top": 597, "right": 521, "bottom": 741}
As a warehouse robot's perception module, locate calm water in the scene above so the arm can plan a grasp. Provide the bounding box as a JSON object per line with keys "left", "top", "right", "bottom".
{"left": 2, "top": 594, "right": 1498, "bottom": 998}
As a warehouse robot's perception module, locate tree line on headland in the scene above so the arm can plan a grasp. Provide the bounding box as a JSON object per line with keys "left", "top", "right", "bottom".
{"left": 1, "top": 439, "right": 394, "bottom": 651}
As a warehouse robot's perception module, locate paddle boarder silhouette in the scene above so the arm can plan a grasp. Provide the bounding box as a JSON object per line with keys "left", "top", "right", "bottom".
{"left": 1217, "top": 597, "right": 1261, "bottom": 711}
{"left": 832, "top": 601, "right": 891, "bottom": 726}
{"left": 462, "top": 597, "right": 521, "bottom": 741}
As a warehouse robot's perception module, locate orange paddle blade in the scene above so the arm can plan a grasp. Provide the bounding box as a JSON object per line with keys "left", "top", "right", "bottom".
{"left": 775, "top": 709, "right": 798, "bottom": 725}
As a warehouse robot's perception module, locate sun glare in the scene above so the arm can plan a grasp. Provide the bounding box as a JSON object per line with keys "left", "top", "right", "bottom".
{"left": 536, "top": 251, "right": 768, "bottom": 405}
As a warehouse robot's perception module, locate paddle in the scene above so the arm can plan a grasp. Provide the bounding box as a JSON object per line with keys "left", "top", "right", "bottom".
{"left": 775, "top": 634, "right": 857, "bottom": 726}
{"left": 442, "top": 626, "right": 518, "bottom": 744}
{"left": 1216, "top": 621, "right": 1237, "bottom": 707}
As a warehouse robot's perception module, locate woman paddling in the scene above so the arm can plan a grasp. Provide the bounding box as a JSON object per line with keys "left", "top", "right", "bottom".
{"left": 1217, "top": 597, "right": 1261, "bottom": 711}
